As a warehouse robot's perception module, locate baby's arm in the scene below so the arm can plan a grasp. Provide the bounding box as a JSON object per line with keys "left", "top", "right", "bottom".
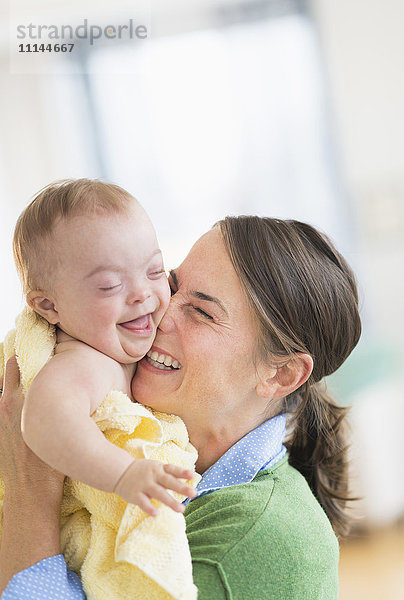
{"left": 21, "top": 348, "right": 195, "bottom": 515}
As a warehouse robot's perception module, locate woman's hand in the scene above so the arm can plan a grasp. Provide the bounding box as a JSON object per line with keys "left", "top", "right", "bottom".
{"left": 0, "top": 356, "right": 65, "bottom": 593}
{"left": 0, "top": 356, "right": 65, "bottom": 494}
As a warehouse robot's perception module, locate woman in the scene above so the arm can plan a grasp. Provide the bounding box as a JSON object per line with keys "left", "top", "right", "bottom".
{"left": 0, "top": 216, "right": 361, "bottom": 599}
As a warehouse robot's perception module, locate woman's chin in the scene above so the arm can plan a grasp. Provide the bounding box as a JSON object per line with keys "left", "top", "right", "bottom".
{"left": 131, "top": 357, "right": 179, "bottom": 409}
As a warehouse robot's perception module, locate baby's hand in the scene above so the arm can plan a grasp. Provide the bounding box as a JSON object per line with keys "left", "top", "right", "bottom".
{"left": 113, "top": 459, "right": 197, "bottom": 517}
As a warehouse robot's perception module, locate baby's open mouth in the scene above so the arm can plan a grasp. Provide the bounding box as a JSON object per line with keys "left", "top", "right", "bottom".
{"left": 146, "top": 350, "right": 182, "bottom": 370}
{"left": 119, "top": 314, "right": 152, "bottom": 332}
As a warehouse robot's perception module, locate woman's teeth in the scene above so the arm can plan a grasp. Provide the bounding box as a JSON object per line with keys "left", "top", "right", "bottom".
{"left": 146, "top": 351, "right": 181, "bottom": 370}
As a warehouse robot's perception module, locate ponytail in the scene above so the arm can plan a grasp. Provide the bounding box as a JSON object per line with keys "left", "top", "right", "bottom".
{"left": 218, "top": 216, "right": 361, "bottom": 538}
{"left": 286, "top": 381, "right": 351, "bottom": 537}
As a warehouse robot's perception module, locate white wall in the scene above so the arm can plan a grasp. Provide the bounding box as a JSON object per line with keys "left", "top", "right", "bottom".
{"left": 311, "top": 0, "right": 404, "bottom": 343}
{"left": 311, "top": 0, "right": 404, "bottom": 525}
{"left": 0, "top": 57, "right": 98, "bottom": 337}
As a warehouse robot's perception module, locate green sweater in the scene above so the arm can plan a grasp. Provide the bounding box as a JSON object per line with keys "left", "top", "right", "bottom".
{"left": 184, "top": 457, "right": 338, "bottom": 600}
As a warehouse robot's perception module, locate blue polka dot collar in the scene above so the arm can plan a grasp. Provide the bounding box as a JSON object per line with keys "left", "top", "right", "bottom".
{"left": 186, "top": 413, "right": 286, "bottom": 505}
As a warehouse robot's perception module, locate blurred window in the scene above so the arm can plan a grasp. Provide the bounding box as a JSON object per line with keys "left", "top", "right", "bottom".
{"left": 81, "top": 3, "right": 350, "bottom": 265}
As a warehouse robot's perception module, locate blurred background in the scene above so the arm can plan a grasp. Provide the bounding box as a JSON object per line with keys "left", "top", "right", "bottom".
{"left": 1, "top": 0, "right": 403, "bottom": 597}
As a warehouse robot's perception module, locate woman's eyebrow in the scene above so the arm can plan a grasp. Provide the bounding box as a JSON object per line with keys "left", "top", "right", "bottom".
{"left": 169, "top": 269, "right": 228, "bottom": 316}
{"left": 191, "top": 291, "right": 229, "bottom": 317}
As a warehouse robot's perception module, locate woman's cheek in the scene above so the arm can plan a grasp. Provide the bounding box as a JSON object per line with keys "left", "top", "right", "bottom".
{"left": 187, "top": 327, "right": 219, "bottom": 358}
{"left": 155, "top": 279, "right": 170, "bottom": 314}
{"left": 162, "top": 282, "right": 171, "bottom": 311}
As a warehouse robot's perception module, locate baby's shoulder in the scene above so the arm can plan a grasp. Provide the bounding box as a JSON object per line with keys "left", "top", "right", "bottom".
{"left": 42, "top": 336, "right": 125, "bottom": 389}
{"left": 31, "top": 339, "right": 130, "bottom": 411}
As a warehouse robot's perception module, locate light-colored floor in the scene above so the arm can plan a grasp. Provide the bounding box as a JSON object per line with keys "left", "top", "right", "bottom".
{"left": 339, "top": 522, "right": 404, "bottom": 600}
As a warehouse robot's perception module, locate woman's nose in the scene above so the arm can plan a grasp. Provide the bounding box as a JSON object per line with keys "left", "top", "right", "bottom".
{"left": 158, "top": 300, "right": 178, "bottom": 333}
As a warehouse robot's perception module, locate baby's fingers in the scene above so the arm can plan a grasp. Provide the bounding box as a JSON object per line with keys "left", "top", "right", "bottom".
{"left": 151, "top": 486, "right": 185, "bottom": 513}
{"left": 159, "top": 471, "right": 197, "bottom": 499}
{"left": 163, "top": 464, "right": 196, "bottom": 481}
{"left": 136, "top": 493, "right": 159, "bottom": 517}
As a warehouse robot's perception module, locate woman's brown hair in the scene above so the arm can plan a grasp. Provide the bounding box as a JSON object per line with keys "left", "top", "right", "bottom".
{"left": 218, "top": 216, "right": 361, "bottom": 537}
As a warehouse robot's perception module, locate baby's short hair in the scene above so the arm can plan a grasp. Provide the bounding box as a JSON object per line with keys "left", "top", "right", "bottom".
{"left": 13, "top": 178, "right": 136, "bottom": 294}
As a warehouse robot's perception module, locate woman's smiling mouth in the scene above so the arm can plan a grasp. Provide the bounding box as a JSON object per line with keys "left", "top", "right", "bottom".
{"left": 145, "top": 349, "right": 182, "bottom": 370}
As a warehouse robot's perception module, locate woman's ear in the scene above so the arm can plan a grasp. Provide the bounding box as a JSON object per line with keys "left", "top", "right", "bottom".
{"left": 26, "top": 291, "right": 60, "bottom": 325}
{"left": 256, "top": 353, "right": 313, "bottom": 399}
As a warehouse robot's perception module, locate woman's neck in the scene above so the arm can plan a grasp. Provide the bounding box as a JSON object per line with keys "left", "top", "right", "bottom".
{"left": 186, "top": 401, "right": 282, "bottom": 475}
{"left": 193, "top": 434, "right": 229, "bottom": 475}
{"left": 188, "top": 417, "right": 262, "bottom": 475}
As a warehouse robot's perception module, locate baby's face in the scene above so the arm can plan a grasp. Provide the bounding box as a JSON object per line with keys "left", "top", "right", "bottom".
{"left": 47, "top": 202, "right": 170, "bottom": 363}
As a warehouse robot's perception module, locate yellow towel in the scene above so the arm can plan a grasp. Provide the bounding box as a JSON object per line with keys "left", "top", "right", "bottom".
{"left": 0, "top": 307, "right": 200, "bottom": 600}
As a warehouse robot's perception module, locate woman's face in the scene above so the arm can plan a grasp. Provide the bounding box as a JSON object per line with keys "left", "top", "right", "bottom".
{"left": 132, "top": 227, "right": 263, "bottom": 431}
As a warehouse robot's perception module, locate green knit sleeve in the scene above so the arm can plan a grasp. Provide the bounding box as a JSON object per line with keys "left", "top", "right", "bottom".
{"left": 192, "top": 560, "right": 229, "bottom": 600}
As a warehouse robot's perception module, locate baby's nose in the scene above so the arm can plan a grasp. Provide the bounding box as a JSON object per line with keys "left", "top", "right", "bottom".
{"left": 127, "top": 285, "right": 151, "bottom": 304}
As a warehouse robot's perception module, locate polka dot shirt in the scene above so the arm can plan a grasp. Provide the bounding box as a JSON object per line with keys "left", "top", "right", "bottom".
{"left": 3, "top": 554, "right": 85, "bottom": 599}
{"left": 184, "top": 413, "right": 287, "bottom": 505}
{"left": 2, "top": 415, "right": 286, "bottom": 599}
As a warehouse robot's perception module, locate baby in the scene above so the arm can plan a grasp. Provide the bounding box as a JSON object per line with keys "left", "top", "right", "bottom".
{"left": 12, "top": 178, "right": 196, "bottom": 516}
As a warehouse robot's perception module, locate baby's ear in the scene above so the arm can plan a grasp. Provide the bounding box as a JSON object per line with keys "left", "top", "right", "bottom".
{"left": 26, "top": 291, "right": 59, "bottom": 325}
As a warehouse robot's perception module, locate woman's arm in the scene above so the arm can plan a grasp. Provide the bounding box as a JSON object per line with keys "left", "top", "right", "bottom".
{"left": 0, "top": 488, "right": 61, "bottom": 592}
{"left": 0, "top": 357, "right": 67, "bottom": 593}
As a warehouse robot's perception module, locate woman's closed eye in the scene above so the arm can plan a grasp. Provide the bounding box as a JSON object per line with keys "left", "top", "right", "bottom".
{"left": 190, "top": 305, "right": 213, "bottom": 320}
